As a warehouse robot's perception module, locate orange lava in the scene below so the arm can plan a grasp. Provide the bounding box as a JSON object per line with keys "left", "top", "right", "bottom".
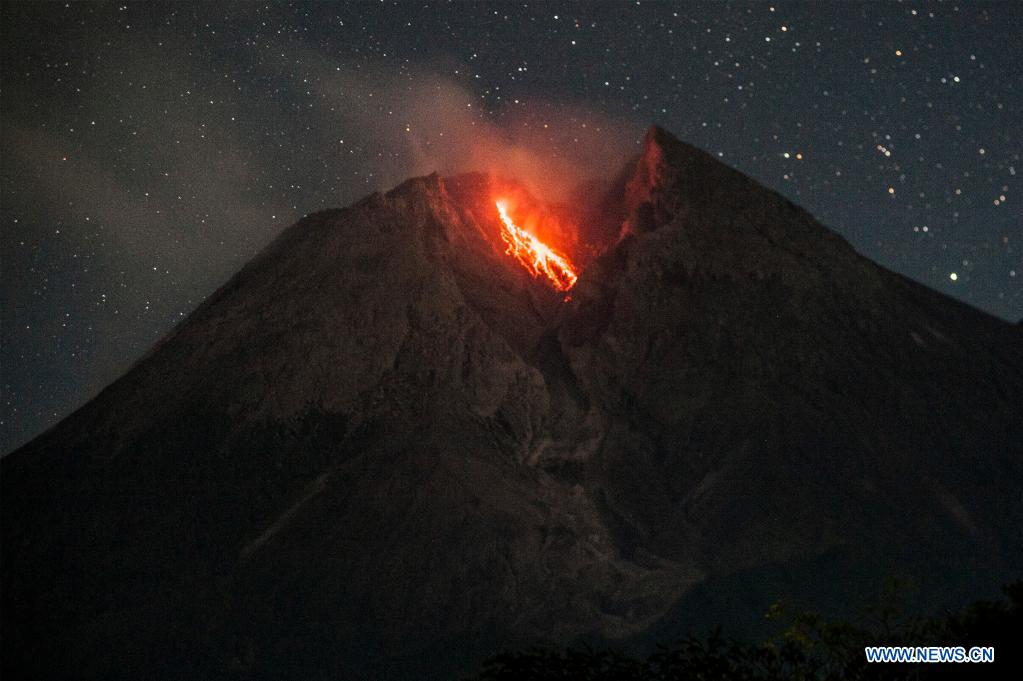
{"left": 495, "top": 200, "right": 578, "bottom": 291}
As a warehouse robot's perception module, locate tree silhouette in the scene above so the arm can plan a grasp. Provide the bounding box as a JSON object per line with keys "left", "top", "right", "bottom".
{"left": 465, "top": 581, "right": 1022, "bottom": 681}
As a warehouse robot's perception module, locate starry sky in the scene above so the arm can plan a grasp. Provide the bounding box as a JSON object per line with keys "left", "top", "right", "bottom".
{"left": 2, "top": 1, "right": 1020, "bottom": 454}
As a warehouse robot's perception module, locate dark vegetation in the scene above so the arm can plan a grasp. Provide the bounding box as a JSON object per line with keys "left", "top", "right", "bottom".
{"left": 467, "top": 580, "right": 1022, "bottom": 680}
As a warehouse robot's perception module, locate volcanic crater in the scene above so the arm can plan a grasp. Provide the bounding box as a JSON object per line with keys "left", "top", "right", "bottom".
{"left": 3, "top": 126, "right": 1022, "bottom": 681}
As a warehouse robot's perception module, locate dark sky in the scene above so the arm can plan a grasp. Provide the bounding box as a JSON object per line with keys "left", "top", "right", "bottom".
{"left": 2, "top": 1, "right": 1020, "bottom": 454}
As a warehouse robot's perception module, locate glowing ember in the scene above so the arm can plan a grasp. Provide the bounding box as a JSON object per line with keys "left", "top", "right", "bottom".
{"left": 495, "top": 200, "right": 578, "bottom": 291}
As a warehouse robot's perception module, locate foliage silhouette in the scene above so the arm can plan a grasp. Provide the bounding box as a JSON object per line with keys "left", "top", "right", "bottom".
{"left": 465, "top": 581, "right": 1022, "bottom": 680}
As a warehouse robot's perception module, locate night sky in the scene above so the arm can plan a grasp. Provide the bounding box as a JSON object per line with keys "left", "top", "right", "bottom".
{"left": 2, "top": 1, "right": 1020, "bottom": 454}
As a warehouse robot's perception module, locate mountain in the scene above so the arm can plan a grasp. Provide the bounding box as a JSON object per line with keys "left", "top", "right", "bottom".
{"left": 3, "top": 126, "right": 1021, "bottom": 680}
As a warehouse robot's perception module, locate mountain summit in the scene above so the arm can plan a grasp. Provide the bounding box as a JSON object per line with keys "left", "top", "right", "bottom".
{"left": 4, "top": 126, "right": 1022, "bottom": 680}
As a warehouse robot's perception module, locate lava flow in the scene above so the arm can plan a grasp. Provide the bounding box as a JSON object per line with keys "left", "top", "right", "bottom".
{"left": 494, "top": 200, "right": 578, "bottom": 291}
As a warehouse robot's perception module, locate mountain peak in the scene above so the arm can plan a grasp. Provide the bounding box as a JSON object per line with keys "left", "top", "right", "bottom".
{"left": 4, "top": 124, "right": 1022, "bottom": 681}
{"left": 622, "top": 124, "right": 753, "bottom": 236}
{"left": 641, "top": 123, "right": 681, "bottom": 154}
{"left": 623, "top": 128, "right": 669, "bottom": 218}
{"left": 636, "top": 124, "right": 711, "bottom": 178}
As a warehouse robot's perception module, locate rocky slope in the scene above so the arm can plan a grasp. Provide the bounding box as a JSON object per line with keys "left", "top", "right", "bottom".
{"left": 3, "top": 126, "right": 1022, "bottom": 680}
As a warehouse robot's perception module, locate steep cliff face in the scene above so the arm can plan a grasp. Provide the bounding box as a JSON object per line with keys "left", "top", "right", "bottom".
{"left": 4, "top": 127, "right": 1022, "bottom": 680}
{"left": 562, "top": 128, "right": 1023, "bottom": 627}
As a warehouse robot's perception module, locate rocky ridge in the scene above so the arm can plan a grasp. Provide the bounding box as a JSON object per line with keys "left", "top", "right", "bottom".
{"left": 3, "top": 126, "right": 1021, "bottom": 680}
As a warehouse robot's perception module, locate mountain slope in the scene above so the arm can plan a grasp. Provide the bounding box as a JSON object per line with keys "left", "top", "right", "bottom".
{"left": 3, "top": 126, "right": 1021, "bottom": 680}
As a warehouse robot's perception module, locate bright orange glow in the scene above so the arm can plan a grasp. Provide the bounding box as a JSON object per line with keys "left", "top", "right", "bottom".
{"left": 495, "top": 200, "right": 578, "bottom": 291}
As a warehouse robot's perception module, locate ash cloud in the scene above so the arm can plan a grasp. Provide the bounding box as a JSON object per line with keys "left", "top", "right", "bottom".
{"left": 323, "top": 64, "right": 638, "bottom": 200}
{"left": 0, "top": 24, "right": 640, "bottom": 453}
{"left": 294, "top": 52, "right": 643, "bottom": 200}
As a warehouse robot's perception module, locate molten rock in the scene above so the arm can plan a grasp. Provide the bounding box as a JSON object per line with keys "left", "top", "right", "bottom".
{"left": 3, "top": 127, "right": 1022, "bottom": 681}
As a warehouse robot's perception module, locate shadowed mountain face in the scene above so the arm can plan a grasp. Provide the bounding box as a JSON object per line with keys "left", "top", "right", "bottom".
{"left": 3, "top": 127, "right": 1022, "bottom": 680}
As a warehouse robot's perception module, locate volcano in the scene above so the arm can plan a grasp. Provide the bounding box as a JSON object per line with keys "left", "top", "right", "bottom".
{"left": 3, "top": 126, "right": 1022, "bottom": 680}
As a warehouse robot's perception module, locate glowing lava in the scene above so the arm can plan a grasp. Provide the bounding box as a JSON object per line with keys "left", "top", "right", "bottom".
{"left": 495, "top": 200, "right": 578, "bottom": 291}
